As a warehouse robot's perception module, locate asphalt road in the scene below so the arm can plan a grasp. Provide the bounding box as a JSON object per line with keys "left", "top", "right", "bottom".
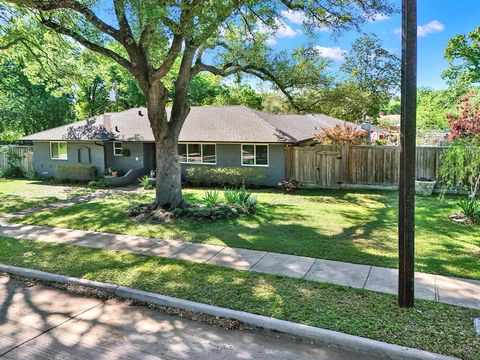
{"left": 0, "top": 275, "right": 382, "bottom": 359}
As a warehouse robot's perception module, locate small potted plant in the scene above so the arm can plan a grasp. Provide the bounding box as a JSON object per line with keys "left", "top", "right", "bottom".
{"left": 415, "top": 177, "right": 436, "bottom": 196}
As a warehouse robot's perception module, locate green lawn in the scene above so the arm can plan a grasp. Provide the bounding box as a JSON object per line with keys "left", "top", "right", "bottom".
{"left": 16, "top": 188, "right": 480, "bottom": 279}
{"left": 0, "top": 179, "right": 91, "bottom": 214}
{"left": 0, "top": 236, "right": 478, "bottom": 359}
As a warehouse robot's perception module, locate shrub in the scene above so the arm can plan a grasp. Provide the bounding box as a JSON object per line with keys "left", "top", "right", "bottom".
{"left": 202, "top": 190, "right": 220, "bottom": 207}
{"left": 88, "top": 177, "right": 110, "bottom": 188}
{"left": 458, "top": 198, "right": 480, "bottom": 224}
{"left": 55, "top": 164, "right": 98, "bottom": 182}
{"left": 277, "top": 179, "right": 298, "bottom": 193}
{"left": 185, "top": 166, "right": 267, "bottom": 187}
{"left": 223, "top": 187, "right": 257, "bottom": 211}
{"left": 314, "top": 123, "right": 367, "bottom": 145}
{"left": 138, "top": 175, "right": 153, "bottom": 189}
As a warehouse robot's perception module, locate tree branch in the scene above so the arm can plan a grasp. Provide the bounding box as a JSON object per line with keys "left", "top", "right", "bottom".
{"left": 0, "top": 38, "right": 22, "bottom": 50}
{"left": 7, "top": 0, "right": 123, "bottom": 41}
{"left": 40, "top": 18, "right": 132, "bottom": 69}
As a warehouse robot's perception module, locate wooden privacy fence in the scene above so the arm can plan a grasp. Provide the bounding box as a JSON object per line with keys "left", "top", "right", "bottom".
{"left": 285, "top": 145, "right": 446, "bottom": 190}
{"left": 0, "top": 145, "right": 34, "bottom": 177}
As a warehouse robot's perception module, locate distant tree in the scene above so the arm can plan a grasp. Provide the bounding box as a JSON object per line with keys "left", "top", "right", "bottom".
{"left": 380, "top": 98, "right": 400, "bottom": 115}
{"left": 261, "top": 92, "right": 298, "bottom": 114}
{"left": 341, "top": 34, "right": 400, "bottom": 121}
{"left": 0, "top": 57, "right": 75, "bottom": 137}
{"left": 447, "top": 90, "right": 480, "bottom": 140}
{"left": 440, "top": 91, "right": 480, "bottom": 198}
{"left": 314, "top": 123, "right": 367, "bottom": 145}
{"left": 213, "top": 84, "right": 264, "bottom": 109}
{"left": 443, "top": 26, "right": 480, "bottom": 85}
{"left": 416, "top": 87, "right": 459, "bottom": 134}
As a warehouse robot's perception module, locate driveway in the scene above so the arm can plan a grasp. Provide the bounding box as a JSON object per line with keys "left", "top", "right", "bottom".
{"left": 0, "top": 276, "right": 381, "bottom": 360}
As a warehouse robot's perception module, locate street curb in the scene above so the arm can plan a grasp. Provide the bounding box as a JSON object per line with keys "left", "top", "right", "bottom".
{"left": 0, "top": 263, "right": 458, "bottom": 360}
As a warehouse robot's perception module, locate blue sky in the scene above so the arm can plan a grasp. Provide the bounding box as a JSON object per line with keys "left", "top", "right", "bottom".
{"left": 270, "top": 0, "right": 480, "bottom": 90}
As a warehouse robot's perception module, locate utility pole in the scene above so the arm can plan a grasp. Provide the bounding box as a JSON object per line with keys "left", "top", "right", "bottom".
{"left": 398, "top": 0, "right": 417, "bottom": 308}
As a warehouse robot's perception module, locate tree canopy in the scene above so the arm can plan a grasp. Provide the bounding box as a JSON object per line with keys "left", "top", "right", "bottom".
{"left": 443, "top": 26, "right": 480, "bottom": 86}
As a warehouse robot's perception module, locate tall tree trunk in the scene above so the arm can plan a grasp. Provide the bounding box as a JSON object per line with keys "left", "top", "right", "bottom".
{"left": 154, "top": 131, "right": 183, "bottom": 210}
{"left": 146, "top": 84, "right": 185, "bottom": 210}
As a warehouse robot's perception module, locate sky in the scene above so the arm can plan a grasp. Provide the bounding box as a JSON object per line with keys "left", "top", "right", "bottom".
{"left": 268, "top": 0, "right": 480, "bottom": 90}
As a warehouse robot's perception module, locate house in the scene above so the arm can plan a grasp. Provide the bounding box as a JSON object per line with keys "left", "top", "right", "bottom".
{"left": 21, "top": 105, "right": 377, "bottom": 186}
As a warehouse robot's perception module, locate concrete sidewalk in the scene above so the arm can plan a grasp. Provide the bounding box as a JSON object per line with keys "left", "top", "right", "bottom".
{"left": 0, "top": 275, "right": 375, "bottom": 360}
{"left": 1, "top": 219, "right": 479, "bottom": 310}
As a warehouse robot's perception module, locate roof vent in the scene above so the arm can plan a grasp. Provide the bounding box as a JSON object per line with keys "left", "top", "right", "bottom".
{"left": 103, "top": 114, "right": 112, "bottom": 132}
{"left": 138, "top": 110, "right": 144, "bottom": 116}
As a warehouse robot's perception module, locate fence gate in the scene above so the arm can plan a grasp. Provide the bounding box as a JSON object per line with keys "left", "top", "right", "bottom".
{"left": 316, "top": 147, "right": 343, "bottom": 188}
{"left": 0, "top": 145, "right": 34, "bottom": 177}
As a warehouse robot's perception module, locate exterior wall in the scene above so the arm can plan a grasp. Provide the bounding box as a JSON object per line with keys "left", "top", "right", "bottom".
{"left": 104, "top": 141, "right": 147, "bottom": 174}
{"left": 180, "top": 143, "right": 286, "bottom": 186}
{"left": 32, "top": 141, "right": 105, "bottom": 178}
{"left": 33, "top": 141, "right": 286, "bottom": 186}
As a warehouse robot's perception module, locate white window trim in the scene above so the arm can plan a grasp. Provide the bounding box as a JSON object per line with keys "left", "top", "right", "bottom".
{"left": 241, "top": 144, "right": 269, "bottom": 167}
{"left": 49, "top": 141, "right": 68, "bottom": 161}
{"left": 179, "top": 143, "right": 217, "bottom": 165}
{"left": 113, "top": 141, "right": 123, "bottom": 156}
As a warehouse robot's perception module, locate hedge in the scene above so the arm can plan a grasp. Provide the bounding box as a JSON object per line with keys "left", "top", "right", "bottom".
{"left": 55, "top": 164, "right": 98, "bottom": 182}
{"left": 185, "top": 166, "right": 267, "bottom": 187}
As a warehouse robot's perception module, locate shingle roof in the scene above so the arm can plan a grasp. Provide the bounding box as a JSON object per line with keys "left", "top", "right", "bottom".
{"left": 21, "top": 105, "right": 371, "bottom": 143}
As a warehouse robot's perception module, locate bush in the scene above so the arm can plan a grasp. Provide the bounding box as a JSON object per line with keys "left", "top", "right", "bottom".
{"left": 202, "top": 190, "right": 220, "bottom": 207}
{"left": 458, "top": 198, "right": 480, "bottom": 224}
{"left": 55, "top": 164, "right": 98, "bottom": 182}
{"left": 138, "top": 175, "right": 153, "bottom": 189}
{"left": 185, "top": 166, "right": 267, "bottom": 187}
{"left": 314, "top": 123, "right": 367, "bottom": 145}
{"left": 223, "top": 187, "right": 257, "bottom": 211}
{"left": 277, "top": 179, "right": 298, "bottom": 193}
{"left": 174, "top": 202, "right": 256, "bottom": 221}
{"left": 88, "top": 177, "right": 110, "bottom": 188}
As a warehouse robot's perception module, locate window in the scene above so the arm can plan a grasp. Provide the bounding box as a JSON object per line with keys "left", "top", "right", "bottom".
{"left": 50, "top": 141, "right": 68, "bottom": 160}
{"left": 113, "top": 141, "right": 123, "bottom": 156}
{"left": 178, "top": 143, "right": 216, "bottom": 164}
{"left": 241, "top": 144, "right": 269, "bottom": 167}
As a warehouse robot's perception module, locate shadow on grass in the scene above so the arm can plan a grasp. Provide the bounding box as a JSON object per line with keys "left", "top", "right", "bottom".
{"left": 16, "top": 188, "right": 480, "bottom": 279}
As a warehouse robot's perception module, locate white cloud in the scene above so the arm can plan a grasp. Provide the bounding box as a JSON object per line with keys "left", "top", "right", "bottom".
{"left": 393, "top": 20, "right": 445, "bottom": 38}
{"left": 258, "top": 19, "right": 302, "bottom": 45}
{"left": 281, "top": 10, "right": 307, "bottom": 25}
{"left": 417, "top": 20, "right": 444, "bottom": 37}
{"left": 315, "top": 46, "right": 347, "bottom": 61}
{"left": 368, "top": 13, "right": 390, "bottom": 22}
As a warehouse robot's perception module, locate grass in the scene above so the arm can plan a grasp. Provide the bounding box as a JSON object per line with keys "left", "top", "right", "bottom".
{"left": 0, "top": 236, "right": 478, "bottom": 359}
{"left": 17, "top": 188, "right": 480, "bottom": 280}
{"left": 0, "top": 178, "right": 91, "bottom": 214}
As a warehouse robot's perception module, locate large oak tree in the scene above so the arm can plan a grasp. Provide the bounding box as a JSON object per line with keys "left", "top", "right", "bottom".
{"left": 1, "top": 0, "right": 393, "bottom": 209}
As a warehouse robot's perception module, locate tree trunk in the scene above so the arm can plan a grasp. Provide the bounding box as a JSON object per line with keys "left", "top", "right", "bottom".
{"left": 153, "top": 133, "right": 183, "bottom": 210}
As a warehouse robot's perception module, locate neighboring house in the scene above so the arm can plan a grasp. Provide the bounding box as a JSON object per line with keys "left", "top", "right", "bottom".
{"left": 379, "top": 114, "right": 401, "bottom": 132}
{"left": 21, "top": 105, "right": 376, "bottom": 186}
